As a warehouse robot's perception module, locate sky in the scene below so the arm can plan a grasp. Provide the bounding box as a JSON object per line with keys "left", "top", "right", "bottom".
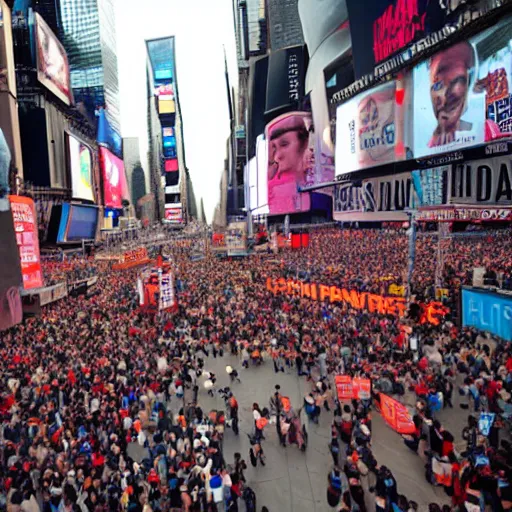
{"left": 115, "top": 0, "right": 238, "bottom": 222}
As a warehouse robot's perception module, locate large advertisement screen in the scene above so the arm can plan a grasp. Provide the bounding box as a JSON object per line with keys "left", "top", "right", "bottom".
{"left": 346, "top": 0, "right": 505, "bottom": 80}
{"left": 336, "top": 81, "right": 403, "bottom": 175}
{"left": 0, "top": 198, "right": 22, "bottom": 331}
{"left": 9, "top": 196, "right": 42, "bottom": 290}
{"left": 413, "top": 16, "right": 512, "bottom": 158}
{"left": 266, "top": 112, "right": 312, "bottom": 215}
{"left": 68, "top": 135, "right": 94, "bottom": 201}
{"left": 462, "top": 288, "right": 512, "bottom": 341}
{"left": 165, "top": 206, "right": 182, "bottom": 223}
{"left": 66, "top": 205, "right": 98, "bottom": 241}
{"left": 255, "top": 134, "right": 269, "bottom": 215}
{"left": 34, "top": 13, "right": 73, "bottom": 106}
{"left": 100, "top": 147, "right": 128, "bottom": 209}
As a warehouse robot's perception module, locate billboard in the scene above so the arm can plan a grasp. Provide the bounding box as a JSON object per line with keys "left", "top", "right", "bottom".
{"left": 413, "top": 16, "right": 512, "bottom": 158}
{"left": 9, "top": 196, "right": 42, "bottom": 290}
{"left": 265, "top": 46, "right": 306, "bottom": 116}
{"left": 462, "top": 288, "right": 512, "bottom": 341}
{"left": 97, "top": 108, "right": 123, "bottom": 158}
{"left": 68, "top": 135, "right": 94, "bottom": 201}
{"left": 345, "top": 0, "right": 506, "bottom": 81}
{"left": 165, "top": 206, "right": 182, "bottom": 223}
{"left": 266, "top": 112, "right": 312, "bottom": 215}
{"left": 0, "top": 198, "right": 22, "bottom": 331}
{"left": 450, "top": 156, "right": 512, "bottom": 205}
{"left": 34, "top": 13, "right": 73, "bottom": 106}
{"left": 66, "top": 205, "right": 98, "bottom": 241}
{"left": 226, "top": 221, "right": 248, "bottom": 256}
{"left": 99, "top": 147, "right": 128, "bottom": 208}
{"left": 336, "top": 81, "right": 404, "bottom": 175}
{"left": 411, "top": 166, "right": 450, "bottom": 207}
{"left": 254, "top": 134, "right": 269, "bottom": 215}
{"left": 333, "top": 172, "right": 418, "bottom": 221}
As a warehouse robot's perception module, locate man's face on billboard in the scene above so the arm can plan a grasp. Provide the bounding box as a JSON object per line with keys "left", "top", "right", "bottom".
{"left": 430, "top": 45, "right": 471, "bottom": 133}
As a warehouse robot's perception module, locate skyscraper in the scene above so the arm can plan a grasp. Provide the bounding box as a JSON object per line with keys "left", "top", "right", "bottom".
{"left": 58, "top": 0, "right": 121, "bottom": 133}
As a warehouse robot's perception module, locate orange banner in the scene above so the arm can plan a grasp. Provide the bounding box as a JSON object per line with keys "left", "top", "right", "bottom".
{"left": 112, "top": 248, "right": 150, "bottom": 271}
{"left": 335, "top": 375, "right": 371, "bottom": 401}
{"left": 379, "top": 394, "right": 415, "bottom": 435}
{"left": 265, "top": 277, "right": 448, "bottom": 324}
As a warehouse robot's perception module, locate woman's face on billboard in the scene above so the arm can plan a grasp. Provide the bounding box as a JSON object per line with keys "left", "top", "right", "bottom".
{"left": 271, "top": 131, "right": 304, "bottom": 175}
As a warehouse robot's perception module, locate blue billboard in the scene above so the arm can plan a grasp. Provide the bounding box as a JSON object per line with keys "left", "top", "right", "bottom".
{"left": 462, "top": 288, "right": 512, "bottom": 341}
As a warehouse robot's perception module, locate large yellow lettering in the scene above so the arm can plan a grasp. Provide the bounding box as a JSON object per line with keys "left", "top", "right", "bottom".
{"left": 342, "top": 288, "right": 361, "bottom": 309}
{"left": 319, "top": 285, "right": 331, "bottom": 302}
{"left": 330, "top": 286, "right": 343, "bottom": 303}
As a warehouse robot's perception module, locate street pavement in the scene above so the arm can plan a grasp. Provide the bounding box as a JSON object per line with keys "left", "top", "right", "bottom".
{"left": 130, "top": 351, "right": 475, "bottom": 511}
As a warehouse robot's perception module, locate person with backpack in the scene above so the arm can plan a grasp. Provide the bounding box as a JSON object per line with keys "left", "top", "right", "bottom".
{"left": 327, "top": 466, "right": 344, "bottom": 507}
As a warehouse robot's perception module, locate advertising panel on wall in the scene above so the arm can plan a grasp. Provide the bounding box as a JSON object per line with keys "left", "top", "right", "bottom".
{"left": 9, "top": 196, "right": 43, "bottom": 290}
{"left": 265, "top": 46, "right": 306, "bottom": 117}
{"left": 413, "top": 15, "right": 512, "bottom": 158}
{"left": 334, "top": 172, "right": 418, "bottom": 221}
{"left": 462, "top": 287, "right": 512, "bottom": 341}
{"left": 97, "top": 108, "right": 123, "bottom": 158}
{"left": 412, "top": 166, "right": 450, "bottom": 207}
{"left": 336, "top": 81, "right": 405, "bottom": 175}
{"left": 34, "top": 12, "right": 73, "bottom": 105}
{"left": 66, "top": 205, "right": 98, "bottom": 241}
{"left": 253, "top": 134, "right": 269, "bottom": 215}
{"left": 165, "top": 206, "right": 182, "bottom": 223}
{"left": 99, "top": 147, "right": 128, "bottom": 209}
{"left": 266, "top": 112, "right": 315, "bottom": 215}
{"left": 68, "top": 134, "right": 94, "bottom": 201}
{"left": 345, "top": 0, "right": 506, "bottom": 82}
{"left": 248, "top": 56, "right": 269, "bottom": 158}
{"left": 0, "top": 198, "right": 22, "bottom": 331}
{"left": 226, "top": 221, "right": 248, "bottom": 256}
{"left": 450, "top": 155, "right": 512, "bottom": 205}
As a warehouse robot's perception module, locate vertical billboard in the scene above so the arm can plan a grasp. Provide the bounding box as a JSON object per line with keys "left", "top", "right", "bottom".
{"left": 68, "top": 135, "right": 94, "bottom": 201}
{"left": 34, "top": 13, "right": 73, "bottom": 106}
{"left": 336, "top": 81, "right": 404, "bottom": 175}
{"left": 226, "top": 221, "right": 248, "bottom": 256}
{"left": 266, "top": 112, "right": 313, "bottom": 215}
{"left": 9, "top": 196, "right": 43, "bottom": 290}
{"left": 0, "top": 197, "right": 22, "bottom": 331}
{"left": 100, "top": 147, "right": 128, "bottom": 208}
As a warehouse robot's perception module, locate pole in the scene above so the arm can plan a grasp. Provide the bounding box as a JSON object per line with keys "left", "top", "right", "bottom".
{"left": 406, "top": 211, "right": 417, "bottom": 303}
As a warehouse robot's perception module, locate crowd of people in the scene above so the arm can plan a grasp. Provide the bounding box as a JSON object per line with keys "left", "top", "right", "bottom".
{"left": 278, "top": 227, "right": 512, "bottom": 299}
{"left": 0, "top": 226, "right": 510, "bottom": 512}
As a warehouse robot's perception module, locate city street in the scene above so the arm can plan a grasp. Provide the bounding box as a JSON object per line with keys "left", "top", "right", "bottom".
{"left": 181, "top": 352, "right": 465, "bottom": 511}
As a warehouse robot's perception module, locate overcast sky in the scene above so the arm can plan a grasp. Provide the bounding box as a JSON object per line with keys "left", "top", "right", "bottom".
{"left": 115, "top": 0, "right": 238, "bottom": 222}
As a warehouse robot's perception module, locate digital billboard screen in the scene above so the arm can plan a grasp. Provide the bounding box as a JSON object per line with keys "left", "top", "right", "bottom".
{"left": 9, "top": 196, "right": 42, "bottom": 290}
{"left": 68, "top": 134, "right": 94, "bottom": 201}
{"left": 66, "top": 204, "right": 98, "bottom": 241}
{"left": 336, "top": 81, "right": 403, "bottom": 175}
{"left": 0, "top": 198, "right": 23, "bottom": 331}
{"left": 413, "top": 16, "right": 512, "bottom": 158}
{"left": 266, "top": 112, "right": 313, "bottom": 215}
{"left": 34, "top": 12, "right": 73, "bottom": 105}
{"left": 99, "top": 147, "right": 128, "bottom": 208}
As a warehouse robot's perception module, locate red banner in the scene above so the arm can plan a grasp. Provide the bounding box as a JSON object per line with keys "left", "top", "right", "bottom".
{"left": 9, "top": 196, "right": 43, "bottom": 290}
{"left": 335, "top": 375, "right": 371, "bottom": 401}
{"left": 335, "top": 375, "right": 353, "bottom": 400}
{"left": 112, "top": 248, "right": 150, "bottom": 271}
{"left": 379, "top": 393, "right": 415, "bottom": 435}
